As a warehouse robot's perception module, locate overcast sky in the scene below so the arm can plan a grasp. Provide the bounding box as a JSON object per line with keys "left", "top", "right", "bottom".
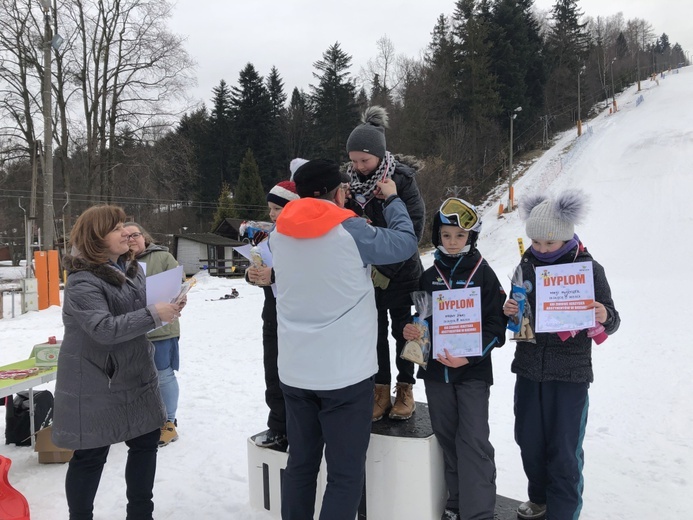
{"left": 168, "top": 0, "right": 692, "bottom": 106}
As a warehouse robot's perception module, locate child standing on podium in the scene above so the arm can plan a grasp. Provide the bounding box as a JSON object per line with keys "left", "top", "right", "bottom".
{"left": 403, "top": 198, "right": 507, "bottom": 520}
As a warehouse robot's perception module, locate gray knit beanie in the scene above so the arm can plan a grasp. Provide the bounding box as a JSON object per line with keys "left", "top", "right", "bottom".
{"left": 520, "top": 190, "right": 588, "bottom": 241}
{"left": 346, "top": 106, "right": 388, "bottom": 159}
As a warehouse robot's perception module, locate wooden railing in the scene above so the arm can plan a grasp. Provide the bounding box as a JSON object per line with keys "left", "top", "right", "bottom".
{"left": 199, "top": 258, "right": 249, "bottom": 277}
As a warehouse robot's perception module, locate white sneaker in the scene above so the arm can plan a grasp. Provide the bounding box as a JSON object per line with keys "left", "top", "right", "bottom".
{"left": 517, "top": 500, "right": 546, "bottom": 519}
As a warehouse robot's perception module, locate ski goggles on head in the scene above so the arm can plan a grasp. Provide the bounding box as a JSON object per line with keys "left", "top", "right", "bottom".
{"left": 439, "top": 198, "right": 481, "bottom": 231}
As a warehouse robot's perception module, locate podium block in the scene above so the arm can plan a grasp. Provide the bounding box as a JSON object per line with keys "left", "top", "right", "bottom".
{"left": 247, "top": 402, "right": 446, "bottom": 519}
{"left": 247, "top": 435, "right": 327, "bottom": 518}
{"left": 365, "top": 402, "right": 446, "bottom": 518}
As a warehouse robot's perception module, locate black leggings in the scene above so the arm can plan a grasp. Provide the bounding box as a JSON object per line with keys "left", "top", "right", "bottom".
{"left": 65, "top": 428, "right": 159, "bottom": 520}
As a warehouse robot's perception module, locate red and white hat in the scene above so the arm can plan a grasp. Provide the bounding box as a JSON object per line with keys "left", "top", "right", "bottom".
{"left": 267, "top": 180, "right": 299, "bottom": 207}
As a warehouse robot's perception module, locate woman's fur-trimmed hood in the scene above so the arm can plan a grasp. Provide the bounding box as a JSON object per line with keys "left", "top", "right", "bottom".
{"left": 63, "top": 254, "right": 139, "bottom": 286}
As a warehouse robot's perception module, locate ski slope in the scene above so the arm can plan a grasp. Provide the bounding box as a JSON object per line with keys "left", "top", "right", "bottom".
{"left": 1, "top": 67, "right": 692, "bottom": 519}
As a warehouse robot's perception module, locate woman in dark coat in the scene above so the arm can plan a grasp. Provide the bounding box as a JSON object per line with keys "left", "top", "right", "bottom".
{"left": 53, "top": 204, "right": 183, "bottom": 520}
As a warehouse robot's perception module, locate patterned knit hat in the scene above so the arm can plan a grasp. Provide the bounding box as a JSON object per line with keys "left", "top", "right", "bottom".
{"left": 267, "top": 180, "right": 299, "bottom": 207}
{"left": 346, "top": 106, "right": 388, "bottom": 159}
{"left": 520, "top": 190, "right": 588, "bottom": 241}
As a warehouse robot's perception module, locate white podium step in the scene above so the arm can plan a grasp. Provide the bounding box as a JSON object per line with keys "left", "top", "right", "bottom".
{"left": 247, "top": 402, "right": 446, "bottom": 519}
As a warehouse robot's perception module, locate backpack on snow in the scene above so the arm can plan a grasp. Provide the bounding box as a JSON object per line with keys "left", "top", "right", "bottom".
{"left": 4, "top": 390, "right": 54, "bottom": 446}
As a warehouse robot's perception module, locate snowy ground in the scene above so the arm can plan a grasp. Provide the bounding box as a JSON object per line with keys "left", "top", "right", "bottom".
{"left": 1, "top": 67, "right": 692, "bottom": 519}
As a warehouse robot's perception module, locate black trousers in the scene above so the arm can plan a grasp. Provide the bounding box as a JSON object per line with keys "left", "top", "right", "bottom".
{"left": 426, "top": 379, "right": 496, "bottom": 520}
{"left": 65, "top": 428, "right": 159, "bottom": 520}
{"left": 374, "top": 305, "right": 416, "bottom": 385}
{"left": 374, "top": 287, "right": 415, "bottom": 385}
{"left": 280, "top": 377, "right": 373, "bottom": 520}
{"left": 263, "top": 322, "right": 286, "bottom": 434}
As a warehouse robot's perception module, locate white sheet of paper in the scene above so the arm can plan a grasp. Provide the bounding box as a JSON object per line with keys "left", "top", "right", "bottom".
{"left": 432, "top": 287, "right": 482, "bottom": 358}
{"left": 146, "top": 265, "right": 184, "bottom": 306}
{"left": 535, "top": 261, "right": 595, "bottom": 332}
{"left": 233, "top": 244, "right": 252, "bottom": 260}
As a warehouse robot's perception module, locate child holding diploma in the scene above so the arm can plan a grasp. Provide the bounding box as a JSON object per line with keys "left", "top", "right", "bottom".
{"left": 403, "top": 198, "right": 507, "bottom": 520}
{"left": 502, "top": 190, "right": 620, "bottom": 520}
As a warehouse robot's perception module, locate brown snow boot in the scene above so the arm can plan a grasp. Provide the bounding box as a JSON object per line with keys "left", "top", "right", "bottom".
{"left": 159, "top": 420, "right": 179, "bottom": 447}
{"left": 372, "top": 384, "right": 392, "bottom": 422}
{"left": 389, "top": 383, "right": 416, "bottom": 420}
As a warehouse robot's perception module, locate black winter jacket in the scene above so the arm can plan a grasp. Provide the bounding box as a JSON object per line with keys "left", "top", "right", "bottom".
{"left": 346, "top": 157, "right": 425, "bottom": 296}
{"left": 511, "top": 244, "right": 620, "bottom": 384}
{"left": 417, "top": 250, "right": 507, "bottom": 385}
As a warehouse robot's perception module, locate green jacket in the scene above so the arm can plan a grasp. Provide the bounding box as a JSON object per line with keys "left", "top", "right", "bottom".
{"left": 136, "top": 244, "right": 181, "bottom": 341}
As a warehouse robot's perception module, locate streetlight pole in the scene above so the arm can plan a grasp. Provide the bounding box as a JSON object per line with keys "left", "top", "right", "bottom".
{"left": 508, "top": 106, "right": 522, "bottom": 211}
{"left": 40, "top": 0, "right": 54, "bottom": 251}
{"left": 610, "top": 57, "right": 617, "bottom": 113}
{"left": 577, "top": 66, "right": 585, "bottom": 136}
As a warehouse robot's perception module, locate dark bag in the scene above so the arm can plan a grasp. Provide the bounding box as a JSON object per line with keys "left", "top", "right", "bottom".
{"left": 4, "top": 390, "right": 54, "bottom": 446}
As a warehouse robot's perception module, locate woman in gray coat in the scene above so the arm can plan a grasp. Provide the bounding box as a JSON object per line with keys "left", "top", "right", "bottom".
{"left": 53, "top": 205, "right": 183, "bottom": 520}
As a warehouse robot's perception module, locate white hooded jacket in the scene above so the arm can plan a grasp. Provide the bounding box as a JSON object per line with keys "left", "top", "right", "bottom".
{"left": 270, "top": 196, "right": 418, "bottom": 390}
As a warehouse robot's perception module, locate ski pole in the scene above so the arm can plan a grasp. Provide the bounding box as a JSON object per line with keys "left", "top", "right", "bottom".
{"left": 517, "top": 238, "right": 525, "bottom": 256}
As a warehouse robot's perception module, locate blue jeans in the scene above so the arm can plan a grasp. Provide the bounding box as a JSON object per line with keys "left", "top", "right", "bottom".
{"left": 280, "top": 377, "right": 374, "bottom": 520}
{"left": 153, "top": 338, "right": 179, "bottom": 422}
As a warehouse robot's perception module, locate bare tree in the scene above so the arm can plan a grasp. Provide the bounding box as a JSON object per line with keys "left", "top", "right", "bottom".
{"left": 0, "top": 0, "right": 44, "bottom": 162}
{"left": 359, "top": 35, "right": 403, "bottom": 105}
{"left": 65, "top": 0, "right": 195, "bottom": 200}
{"left": 0, "top": 0, "right": 196, "bottom": 208}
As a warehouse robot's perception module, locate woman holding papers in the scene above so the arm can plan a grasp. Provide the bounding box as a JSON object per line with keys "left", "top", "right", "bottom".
{"left": 53, "top": 205, "right": 183, "bottom": 520}
{"left": 502, "top": 190, "right": 620, "bottom": 520}
{"left": 403, "top": 198, "right": 507, "bottom": 520}
{"left": 124, "top": 222, "right": 184, "bottom": 447}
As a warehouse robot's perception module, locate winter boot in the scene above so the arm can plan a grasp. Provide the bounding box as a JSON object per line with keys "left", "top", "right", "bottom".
{"left": 254, "top": 429, "right": 288, "bottom": 451}
{"left": 441, "top": 508, "right": 460, "bottom": 520}
{"left": 517, "top": 501, "right": 546, "bottom": 520}
{"left": 159, "top": 420, "right": 179, "bottom": 447}
{"left": 389, "top": 383, "right": 416, "bottom": 420}
{"left": 372, "top": 384, "right": 392, "bottom": 422}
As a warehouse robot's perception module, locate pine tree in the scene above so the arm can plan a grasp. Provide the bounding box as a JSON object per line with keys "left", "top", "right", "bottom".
{"left": 231, "top": 63, "right": 274, "bottom": 190}
{"left": 233, "top": 149, "right": 268, "bottom": 220}
{"left": 208, "top": 80, "right": 235, "bottom": 188}
{"left": 177, "top": 107, "right": 217, "bottom": 211}
{"left": 488, "top": 0, "right": 546, "bottom": 129}
{"left": 310, "top": 42, "right": 359, "bottom": 163}
{"left": 425, "top": 14, "right": 458, "bottom": 127}
{"left": 266, "top": 66, "right": 289, "bottom": 186}
{"left": 451, "top": 0, "right": 502, "bottom": 181}
{"left": 286, "top": 88, "right": 315, "bottom": 161}
{"left": 212, "top": 181, "right": 237, "bottom": 229}
{"left": 544, "top": 0, "right": 591, "bottom": 127}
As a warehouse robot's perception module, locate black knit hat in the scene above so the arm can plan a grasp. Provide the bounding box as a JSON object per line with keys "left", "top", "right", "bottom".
{"left": 346, "top": 106, "right": 388, "bottom": 159}
{"left": 293, "top": 159, "right": 350, "bottom": 198}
